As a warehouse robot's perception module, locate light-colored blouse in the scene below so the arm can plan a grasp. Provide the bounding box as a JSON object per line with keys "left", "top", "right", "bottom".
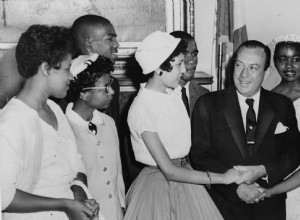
{"left": 0, "top": 98, "right": 85, "bottom": 220}
{"left": 127, "top": 83, "right": 191, "bottom": 166}
{"left": 66, "top": 103, "right": 125, "bottom": 220}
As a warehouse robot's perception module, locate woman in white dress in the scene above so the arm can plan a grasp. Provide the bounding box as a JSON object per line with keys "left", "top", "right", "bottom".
{"left": 258, "top": 34, "right": 300, "bottom": 220}
{"left": 65, "top": 54, "right": 125, "bottom": 220}
{"left": 124, "top": 31, "right": 243, "bottom": 220}
{"left": 0, "top": 25, "right": 99, "bottom": 220}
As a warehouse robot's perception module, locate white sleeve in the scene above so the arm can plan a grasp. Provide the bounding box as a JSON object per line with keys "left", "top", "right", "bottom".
{"left": 0, "top": 117, "right": 25, "bottom": 210}
{"left": 128, "top": 103, "right": 157, "bottom": 137}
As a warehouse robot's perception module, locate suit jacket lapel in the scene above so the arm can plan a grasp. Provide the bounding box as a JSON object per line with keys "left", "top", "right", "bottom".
{"left": 189, "top": 82, "right": 209, "bottom": 114}
{"left": 223, "top": 87, "right": 251, "bottom": 162}
{"left": 252, "top": 89, "right": 275, "bottom": 156}
{"left": 189, "top": 82, "right": 198, "bottom": 113}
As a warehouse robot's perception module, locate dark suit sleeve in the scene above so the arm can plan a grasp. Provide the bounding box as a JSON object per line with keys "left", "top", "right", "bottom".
{"left": 190, "top": 95, "right": 242, "bottom": 204}
{"left": 263, "top": 100, "right": 300, "bottom": 186}
{"left": 190, "top": 96, "right": 228, "bottom": 173}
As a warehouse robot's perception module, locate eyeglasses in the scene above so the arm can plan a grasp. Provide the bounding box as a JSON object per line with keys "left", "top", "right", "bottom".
{"left": 82, "top": 78, "right": 114, "bottom": 94}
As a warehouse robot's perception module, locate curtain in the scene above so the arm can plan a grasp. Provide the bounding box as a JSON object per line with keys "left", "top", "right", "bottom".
{"left": 233, "top": 0, "right": 248, "bottom": 52}
{"left": 215, "top": 0, "right": 248, "bottom": 89}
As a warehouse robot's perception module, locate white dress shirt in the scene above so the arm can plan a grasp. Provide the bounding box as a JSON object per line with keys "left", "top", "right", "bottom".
{"left": 236, "top": 90, "right": 261, "bottom": 132}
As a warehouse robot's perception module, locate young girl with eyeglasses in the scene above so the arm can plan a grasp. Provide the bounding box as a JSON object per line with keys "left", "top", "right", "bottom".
{"left": 65, "top": 54, "right": 125, "bottom": 220}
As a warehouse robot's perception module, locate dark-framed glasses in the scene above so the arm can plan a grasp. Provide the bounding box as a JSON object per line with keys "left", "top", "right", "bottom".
{"left": 82, "top": 78, "right": 114, "bottom": 94}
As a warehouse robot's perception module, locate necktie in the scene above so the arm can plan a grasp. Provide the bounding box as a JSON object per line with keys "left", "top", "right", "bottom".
{"left": 245, "top": 98, "right": 256, "bottom": 156}
{"left": 181, "top": 87, "right": 190, "bottom": 116}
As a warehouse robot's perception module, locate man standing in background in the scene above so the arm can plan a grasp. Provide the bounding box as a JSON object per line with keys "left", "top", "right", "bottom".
{"left": 170, "top": 31, "right": 209, "bottom": 116}
{"left": 71, "top": 14, "right": 120, "bottom": 125}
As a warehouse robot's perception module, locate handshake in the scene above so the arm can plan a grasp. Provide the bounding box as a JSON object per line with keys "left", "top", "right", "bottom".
{"left": 223, "top": 165, "right": 271, "bottom": 204}
{"left": 236, "top": 182, "right": 270, "bottom": 204}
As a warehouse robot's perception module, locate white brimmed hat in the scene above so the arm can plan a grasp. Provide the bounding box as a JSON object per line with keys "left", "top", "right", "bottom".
{"left": 135, "top": 31, "right": 181, "bottom": 74}
{"left": 70, "top": 53, "right": 99, "bottom": 77}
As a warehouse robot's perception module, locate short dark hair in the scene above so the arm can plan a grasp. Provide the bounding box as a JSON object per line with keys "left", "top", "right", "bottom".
{"left": 235, "top": 40, "right": 271, "bottom": 71}
{"left": 16, "top": 25, "right": 74, "bottom": 79}
{"left": 66, "top": 55, "right": 114, "bottom": 103}
{"left": 273, "top": 41, "right": 300, "bottom": 64}
{"left": 159, "top": 40, "right": 187, "bottom": 73}
{"left": 170, "top": 31, "right": 194, "bottom": 42}
{"left": 71, "top": 15, "right": 111, "bottom": 55}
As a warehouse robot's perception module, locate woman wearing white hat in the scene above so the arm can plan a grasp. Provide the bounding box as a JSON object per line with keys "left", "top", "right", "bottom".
{"left": 65, "top": 54, "right": 125, "bottom": 220}
{"left": 124, "top": 31, "right": 243, "bottom": 219}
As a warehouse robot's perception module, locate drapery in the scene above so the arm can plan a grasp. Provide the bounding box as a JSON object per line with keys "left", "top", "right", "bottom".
{"left": 215, "top": 0, "right": 248, "bottom": 89}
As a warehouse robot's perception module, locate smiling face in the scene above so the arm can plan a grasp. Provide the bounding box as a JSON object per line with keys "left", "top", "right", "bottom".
{"left": 48, "top": 54, "right": 73, "bottom": 98}
{"left": 89, "top": 23, "right": 119, "bottom": 63}
{"left": 233, "top": 47, "right": 266, "bottom": 97}
{"left": 180, "top": 39, "right": 198, "bottom": 82}
{"left": 83, "top": 73, "right": 115, "bottom": 110}
{"left": 160, "top": 53, "right": 186, "bottom": 89}
{"left": 274, "top": 43, "right": 300, "bottom": 83}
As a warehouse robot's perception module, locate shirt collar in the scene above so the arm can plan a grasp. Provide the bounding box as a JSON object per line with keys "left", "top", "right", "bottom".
{"left": 236, "top": 89, "right": 261, "bottom": 104}
{"left": 140, "top": 82, "right": 178, "bottom": 96}
{"left": 184, "top": 81, "right": 190, "bottom": 89}
{"left": 66, "top": 103, "right": 104, "bottom": 129}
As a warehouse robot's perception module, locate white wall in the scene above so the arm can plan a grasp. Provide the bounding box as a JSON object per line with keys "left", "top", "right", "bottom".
{"left": 194, "top": 0, "right": 216, "bottom": 74}
{"left": 245, "top": 0, "right": 300, "bottom": 44}
{"left": 245, "top": 0, "right": 300, "bottom": 90}
{"left": 194, "top": 0, "right": 216, "bottom": 91}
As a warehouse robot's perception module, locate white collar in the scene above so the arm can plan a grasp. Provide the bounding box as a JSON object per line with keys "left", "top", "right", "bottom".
{"left": 236, "top": 89, "right": 261, "bottom": 103}
{"left": 66, "top": 103, "right": 104, "bottom": 128}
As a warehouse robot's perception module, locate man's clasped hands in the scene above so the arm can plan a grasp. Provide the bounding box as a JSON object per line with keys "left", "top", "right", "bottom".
{"left": 229, "top": 165, "right": 271, "bottom": 204}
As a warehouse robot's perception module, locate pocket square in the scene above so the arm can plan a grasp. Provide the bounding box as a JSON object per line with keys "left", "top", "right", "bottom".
{"left": 275, "top": 122, "right": 289, "bottom": 134}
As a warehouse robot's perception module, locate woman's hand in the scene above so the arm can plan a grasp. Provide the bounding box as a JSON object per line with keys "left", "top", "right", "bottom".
{"left": 83, "top": 199, "right": 100, "bottom": 219}
{"left": 263, "top": 188, "right": 273, "bottom": 198}
{"left": 222, "top": 168, "right": 244, "bottom": 184}
{"left": 255, "top": 184, "right": 272, "bottom": 199}
{"left": 63, "top": 199, "right": 98, "bottom": 220}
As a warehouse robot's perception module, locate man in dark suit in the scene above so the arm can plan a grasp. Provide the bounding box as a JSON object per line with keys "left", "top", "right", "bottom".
{"left": 190, "top": 40, "right": 300, "bottom": 220}
{"left": 170, "top": 31, "right": 209, "bottom": 115}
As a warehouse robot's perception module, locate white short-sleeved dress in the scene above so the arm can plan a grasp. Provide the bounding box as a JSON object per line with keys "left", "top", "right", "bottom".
{"left": 286, "top": 98, "right": 300, "bottom": 220}
{"left": 124, "top": 83, "right": 223, "bottom": 220}
{"left": 0, "top": 98, "right": 86, "bottom": 220}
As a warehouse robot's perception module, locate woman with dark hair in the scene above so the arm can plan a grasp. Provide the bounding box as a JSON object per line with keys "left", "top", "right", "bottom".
{"left": 257, "top": 34, "right": 300, "bottom": 220}
{"left": 0, "top": 25, "right": 99, "bottom": 220}
{"left": 65, "top": 54, "right": 125, "bottom": 220}
{"left": 272, "top": 35, "right": 300, "bottom": 131}
{"left": 124, "top": 31, "right": 243, "bottom": 220}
